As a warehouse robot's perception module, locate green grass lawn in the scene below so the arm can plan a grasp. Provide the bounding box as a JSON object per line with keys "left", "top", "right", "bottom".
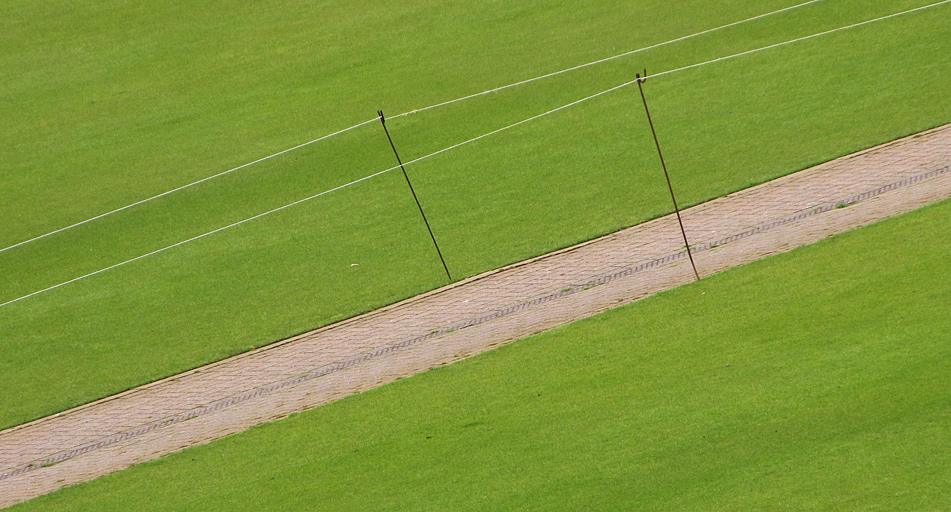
{"left": 13, "top": 197, "right": 951, "bottom": 511}
{"left": 2, "top": 0, "right": 950, "bottom": 428}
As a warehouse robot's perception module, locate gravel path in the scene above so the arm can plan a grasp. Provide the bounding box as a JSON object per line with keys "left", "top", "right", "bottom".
{"left": 2, "top": 124, "right": 950, "bottom": 507}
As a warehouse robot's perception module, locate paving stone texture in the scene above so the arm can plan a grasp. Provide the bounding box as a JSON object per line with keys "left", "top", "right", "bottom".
{"left": 1, "top": 123, "right": 950, "bottom": 507}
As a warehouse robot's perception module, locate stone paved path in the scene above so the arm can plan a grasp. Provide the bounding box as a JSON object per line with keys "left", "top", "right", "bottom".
{"left": 2, "top": 124, "right": 950, "bottom": 507}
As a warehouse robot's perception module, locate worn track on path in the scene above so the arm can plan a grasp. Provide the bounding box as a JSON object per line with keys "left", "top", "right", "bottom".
{"left": 2, "top": 124, "right": 951, "bottom": 507}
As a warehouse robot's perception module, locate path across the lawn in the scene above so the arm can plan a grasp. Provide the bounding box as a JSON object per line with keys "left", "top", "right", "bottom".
{"left": 2, "top": 124, "right": 951, "bottom": 507}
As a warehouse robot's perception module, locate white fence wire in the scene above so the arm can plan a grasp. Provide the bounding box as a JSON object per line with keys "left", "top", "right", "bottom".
{"left": 3, "top": 0, "right": 949, "bottom": 308}
{"left": 0, "top": 0, "right": 827, "bottom": 254}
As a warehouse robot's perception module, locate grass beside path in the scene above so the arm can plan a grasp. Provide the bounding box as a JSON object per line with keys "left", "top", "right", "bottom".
{"left": 15, "top": 199, "right": 951, "bottom": 511}
{"left": 3, "top": 0, "right": 951, "bottom": 428}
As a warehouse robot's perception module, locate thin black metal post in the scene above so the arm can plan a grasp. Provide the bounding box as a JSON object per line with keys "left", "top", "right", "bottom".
{"left": 377, "top": 110, "right": 453, "bottom": 282}
{"left": 635, "top": 72, "right": 701, "bottom": 282}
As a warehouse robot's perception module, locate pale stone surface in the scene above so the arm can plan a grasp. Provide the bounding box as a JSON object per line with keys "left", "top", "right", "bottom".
{"left": 1, "top": 124, "right": 950, "bottom": 507}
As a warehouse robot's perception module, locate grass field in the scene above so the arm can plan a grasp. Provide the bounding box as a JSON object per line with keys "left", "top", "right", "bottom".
{"left": 13, "top": 197, "right": 951, "bottom": 511}
{"left": 2, "top": 0, "right": 950, "bottom": 428}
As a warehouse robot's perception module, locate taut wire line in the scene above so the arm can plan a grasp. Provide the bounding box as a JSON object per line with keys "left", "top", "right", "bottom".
{"left": 644, "top": 0, "right": 951, "bottom": 82}
{"left": 0, "top": 118, "right": 378, "bottom": 255}
{"left": 0, "top": 83, "right": 643, "bottom": 308}
{"left": 1, "top": 0, "right": 824, "bottom": 253}
{"left": 390, "top": 0, "right": 826, "bottom": 119}
{"left": 4, "top": 0, "right": 948, "bottom": 308}
{"left": 0, "top": 164, "right": 397, "bottom": 308}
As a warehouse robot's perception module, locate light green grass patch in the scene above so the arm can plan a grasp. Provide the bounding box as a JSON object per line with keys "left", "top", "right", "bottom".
{"left": 13, "top": 199, "right": 951, "bottom": 511}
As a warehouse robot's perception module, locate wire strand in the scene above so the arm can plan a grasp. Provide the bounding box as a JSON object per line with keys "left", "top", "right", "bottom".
{"left": 645, "top": 0, "right": 951, "bottom": 81}
{"left": 3, "top": 0, "right": 948, "bottom": 308}
{"left": 0, "top": 165, "right": 400, "bottom": 308}
{"left": 0, "top": 82, "right": 647, "bottom": 309}
{"left": 389, "top": 0, "right": 825, "bottom": 119}
{"left": 0, "top": 118, "right": 378, "bottom": 255}
{"left": 0, "top": 0, "right": 823, "bottom": 254}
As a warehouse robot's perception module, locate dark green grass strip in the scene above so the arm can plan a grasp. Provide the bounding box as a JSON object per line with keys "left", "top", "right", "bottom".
{"left": 13, "top": 199, "right": 951, "bottom": 511}
{"left": 2, "top": 0, "right": 950, "bottom": 429}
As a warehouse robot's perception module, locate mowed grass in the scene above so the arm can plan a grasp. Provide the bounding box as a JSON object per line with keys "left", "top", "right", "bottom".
{"left": 13, "top": 198, "right": 951, "bottom": 511}
{"left": 2, "top": 0, "right": 951, "bottom": 427}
